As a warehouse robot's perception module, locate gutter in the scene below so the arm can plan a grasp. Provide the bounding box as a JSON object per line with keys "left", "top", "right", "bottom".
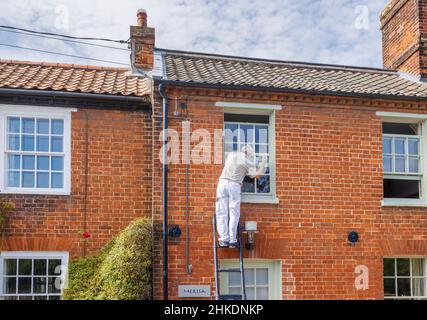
{"left": 0, "top": 88, "right": 150, "bottom": 104}
{"left": 156, "top": 80, "right": 427, "bottom": 103}
{"left": 159, "top": 84, "right": 169, "bottom": 300}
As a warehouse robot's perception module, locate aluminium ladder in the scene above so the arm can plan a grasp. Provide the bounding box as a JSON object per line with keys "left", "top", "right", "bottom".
{"left": 212, "top": 214, "right": 246, "bottom": 300}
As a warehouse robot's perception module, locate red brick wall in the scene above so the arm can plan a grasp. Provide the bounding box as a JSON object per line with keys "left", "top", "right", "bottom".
{"left": 151, "top": 87, "right": 427, "bottom": 300}
{"left": 0, "top": 107, "right": 152, "bottom": 259}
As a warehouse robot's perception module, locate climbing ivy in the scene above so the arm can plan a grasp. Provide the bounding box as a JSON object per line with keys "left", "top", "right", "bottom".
{"left": 64, "top": 218, "right": 153, "bottom": 300}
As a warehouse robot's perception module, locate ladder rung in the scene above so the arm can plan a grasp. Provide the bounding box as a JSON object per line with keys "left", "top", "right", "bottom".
{"left": 218, "top": 268, "right": 241, "bottom": 273}
{"left": 219, "top": 294, "right": 242, "bottom": 300}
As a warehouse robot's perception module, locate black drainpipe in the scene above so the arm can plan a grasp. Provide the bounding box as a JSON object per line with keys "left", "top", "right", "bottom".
{"left": 159, "top": 84, "right": 169, "bottom": 300}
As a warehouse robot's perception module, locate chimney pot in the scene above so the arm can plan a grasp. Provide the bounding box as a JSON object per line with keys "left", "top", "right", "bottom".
{"left": 137, "top": 9, "right": 147, "bottom": 27}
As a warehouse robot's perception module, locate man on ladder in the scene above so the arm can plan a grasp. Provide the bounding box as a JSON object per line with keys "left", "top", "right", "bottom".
{"left": 215, "top": 144, "right": 267, "bottom": 248}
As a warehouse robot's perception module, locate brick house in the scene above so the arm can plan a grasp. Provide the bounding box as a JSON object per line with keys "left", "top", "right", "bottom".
{"left": 2, "top": 0, "right": 427, "bottom": 300}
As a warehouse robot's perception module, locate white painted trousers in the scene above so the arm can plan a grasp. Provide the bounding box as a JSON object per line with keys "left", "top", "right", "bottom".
{"left": 215, "top": 179, "right": 241, "bottom": 243}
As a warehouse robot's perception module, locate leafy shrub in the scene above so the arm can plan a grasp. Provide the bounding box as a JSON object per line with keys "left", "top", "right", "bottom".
{"left": 64, "top": 218, "right": 152, "bottom": 300}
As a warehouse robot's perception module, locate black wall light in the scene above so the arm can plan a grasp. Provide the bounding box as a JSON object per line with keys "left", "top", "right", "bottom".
{"left": 348, "top": 231, "right": 359, "bottom": 244}
{"left": 169, "top": 225, "right": 182, "bottom": 244}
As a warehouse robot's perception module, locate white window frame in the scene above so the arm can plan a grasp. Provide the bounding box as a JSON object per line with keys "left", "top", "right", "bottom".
{"left": 383, "top": 256, "right": 427, "bottom": 300}
{"left": 377, "top": 112, "right": 427, "bottom": 207}
{"left": 0, "top": 105, "right": 76, "bottom": 195}
{"left": 219, "top": 259, "right": 282, "bottom": 300}
{"left": 224, "top": 121, "right": 271, "bottom": 196}
{"left": 217, "top": 102, "right": 281, "bottom": 204}
{"left": 0, "top": 251, "right": 69, "bottom": 300}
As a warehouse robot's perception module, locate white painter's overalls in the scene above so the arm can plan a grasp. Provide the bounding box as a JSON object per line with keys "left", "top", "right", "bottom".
{"left": 215, "top": 178, "right": 241, "bottom": 243}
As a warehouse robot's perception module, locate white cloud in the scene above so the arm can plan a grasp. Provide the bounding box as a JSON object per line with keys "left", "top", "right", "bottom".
{"left": 0, "top": 0, "right": 389, "bottom": 68}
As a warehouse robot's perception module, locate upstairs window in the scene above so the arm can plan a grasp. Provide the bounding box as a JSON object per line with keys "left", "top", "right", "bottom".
{"left": 0, "top": 105, "right": 73, "bottom": 195}
{"left": 382, "top": 122, "right": 422, "bottom": 199}
{"left": 224, "top": 114, "right": 270, "bottom": 194}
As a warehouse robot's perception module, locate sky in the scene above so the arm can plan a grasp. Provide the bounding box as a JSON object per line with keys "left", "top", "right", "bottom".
{"left": 0, "top": 0, "right": 389, "bottom": 68}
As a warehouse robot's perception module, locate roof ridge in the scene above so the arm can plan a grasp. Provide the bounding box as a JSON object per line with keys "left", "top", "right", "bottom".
{"left": 157, "top": 47, "right": 397, "bottom": 75}
{"left": 0, "top": 59, "right": 130, "bottom": 72}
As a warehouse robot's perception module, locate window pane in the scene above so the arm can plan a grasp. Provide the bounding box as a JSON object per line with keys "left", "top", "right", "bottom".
{"left": 51, "top": 136, "right": 63, "bottom": 152}
{"left": 33, "top": 277, "right": 47, "bottom": 294}
{"left": 255, "top": 144, "right": 268, "bottom": 154}
{"left": 384, "top": 278, "right": 396, "bottom": 297}
{"left": 408, "top": 139, "right": 419, "bottom": 155}
{"left": 384, "top": 179, "right": 420, "bottom": 199}
{"left": 257, "top": 176, "right": 270, "bottom": 193}
{"left": 36, "top": 136, "right": 49, "bottom": 152}
{"left": 256, "top": 287, "right": 268, "bottom": 300}
{"left": 19, "top": 296, "right": 32, "bottom": 300}
{"left": 383, "top": 123, "right": 417, "bottom": 135}
{"left": 8, "top": 171, "right": 20, "bottom": 187}
{"left": 4, "top": 259, "right": 17, "bottom": 275}
{"left": 239, "top": 125, "right": 254, "bottom": 143}
{"left": 383, "top": 259, "right": 395, "bottom": 277}
{"left": 37, "top": 172, "right": 49, "bottom": 188}
{"left": 383, "top": 156, "right": 392, "bottom": 172}
{"left": 229, "top": 272, "right": 240, "bottom": 286}
{"left": 397, "top": 278, "right": 411, "bottom": 296}
{"left": 48, "top": 295, "right": 61, "bottom": 300}
{"left": 22, "top": 135, "right": 35, "bottom": 151}
{"left": 395, "top": 157, "right": 405, "bottom": 172}
{"left": 34, "top": 296, "right": 48, "bottom": 300}
{"left": 22, "top": 155, "right": 35, "bottom": 170}
{"left": 394, "top": 139, "right": 405, "bottom": 155}
{"left": 8, "top": 134, "right": 20, "bottom": 150}
{"left": 48, "top": 277, "right": 61, "bottom": 294}
{"left": 22, "top": 172, "right": 35, "bottom": 188}
{"left": 4, "top": 277, "right": 17, "bottom": 294}
{"left": 246, "top": 287, "right": 255, "bottom": 300}
{"left": 8, "top": 155, "right": 20, "bottom": 170}
{"left": 51, "top": 173, "right": 63, "bottom": 188}
{"left": 36, "top": 119, "right": 49, "bottom": 134}
{"left": 242, "top": 176, "right": 255, "bottom": 193}
{"left": 51, "top": 119, "right": 64, "bottom": 135}
{"left": 18, "top": 259, "right": 32, "bottom": 276}
{"left": 229, "top": 286, "right": 241, "bottom": 294}
{"left": 34, "top": 259, "right": 47, "bottom": 276}
{"left": 412, "top": 278, "right": 425, "bottom": 297}
{"left": 382, "top": 137, "right": 392, "bottom": 154}
{"left": 245, "top": 269, "right": 254, "bottom": 286}
{"left": 22, "top": 118, "right": 35, "bottom": 133}
{"left": 396, "top": 259, "right": 410, "bottom": 276}
{"left": 256, "top": 269, "right": 268, "bottom": 285}
{"left": 412, "top": 259, "right": 425, "bottom": 277}
{"left": 224, "top": 124, "right": 238, "bottom": 143}
{"left": 255, "top": 125, "right": 268, "bottom": 144}
{"left": 8, "top": 117, "right": 20, "bottom": 133}
{"left": 51, "top": 156, "right": 64, "bottom": 171}
{"left": 37, "top": 156, "right": 49, "bottom": 170}
{"left": 409, "top": 157, "right": 419, "bottom": 173}
{"left": 48, "top": 259, "right": 62, "bottom": 276}
{"left": 17, "top": 277, "right": 32, "bottom": 294}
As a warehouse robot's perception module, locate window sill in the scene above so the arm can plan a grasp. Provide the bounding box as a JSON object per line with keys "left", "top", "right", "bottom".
{"left": 381, "top": 199, "right": 427, "bottom": 207}
{"left": 0, "top": 189, "right": 71, "bottom": 196}
{"left": 241, "top": 195, "right": 279, "bottom": 204}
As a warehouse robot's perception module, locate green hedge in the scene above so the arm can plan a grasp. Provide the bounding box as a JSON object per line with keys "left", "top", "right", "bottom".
{"left": 64, "top": 218, "right": 152, "bottom": 300}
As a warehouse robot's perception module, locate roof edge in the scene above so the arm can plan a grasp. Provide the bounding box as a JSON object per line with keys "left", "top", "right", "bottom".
{"left": 0, "top": 88, "right": 151, "bottom": 104}
{"left": 156, "top": 79, "right": 427, "bottom": 102}
{"left": 156, "top": 47, "right": 397, "bottom": 75}
{"left": 0, "top": 59, "right": 130, "bottom": 72}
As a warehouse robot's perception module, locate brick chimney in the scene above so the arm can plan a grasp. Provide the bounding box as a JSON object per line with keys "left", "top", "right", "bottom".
{"left": 381, "top": 0, "right": 427, "bottom": 79}
{"left": 130, "top": 9, "right": 155, "bottom": 73}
